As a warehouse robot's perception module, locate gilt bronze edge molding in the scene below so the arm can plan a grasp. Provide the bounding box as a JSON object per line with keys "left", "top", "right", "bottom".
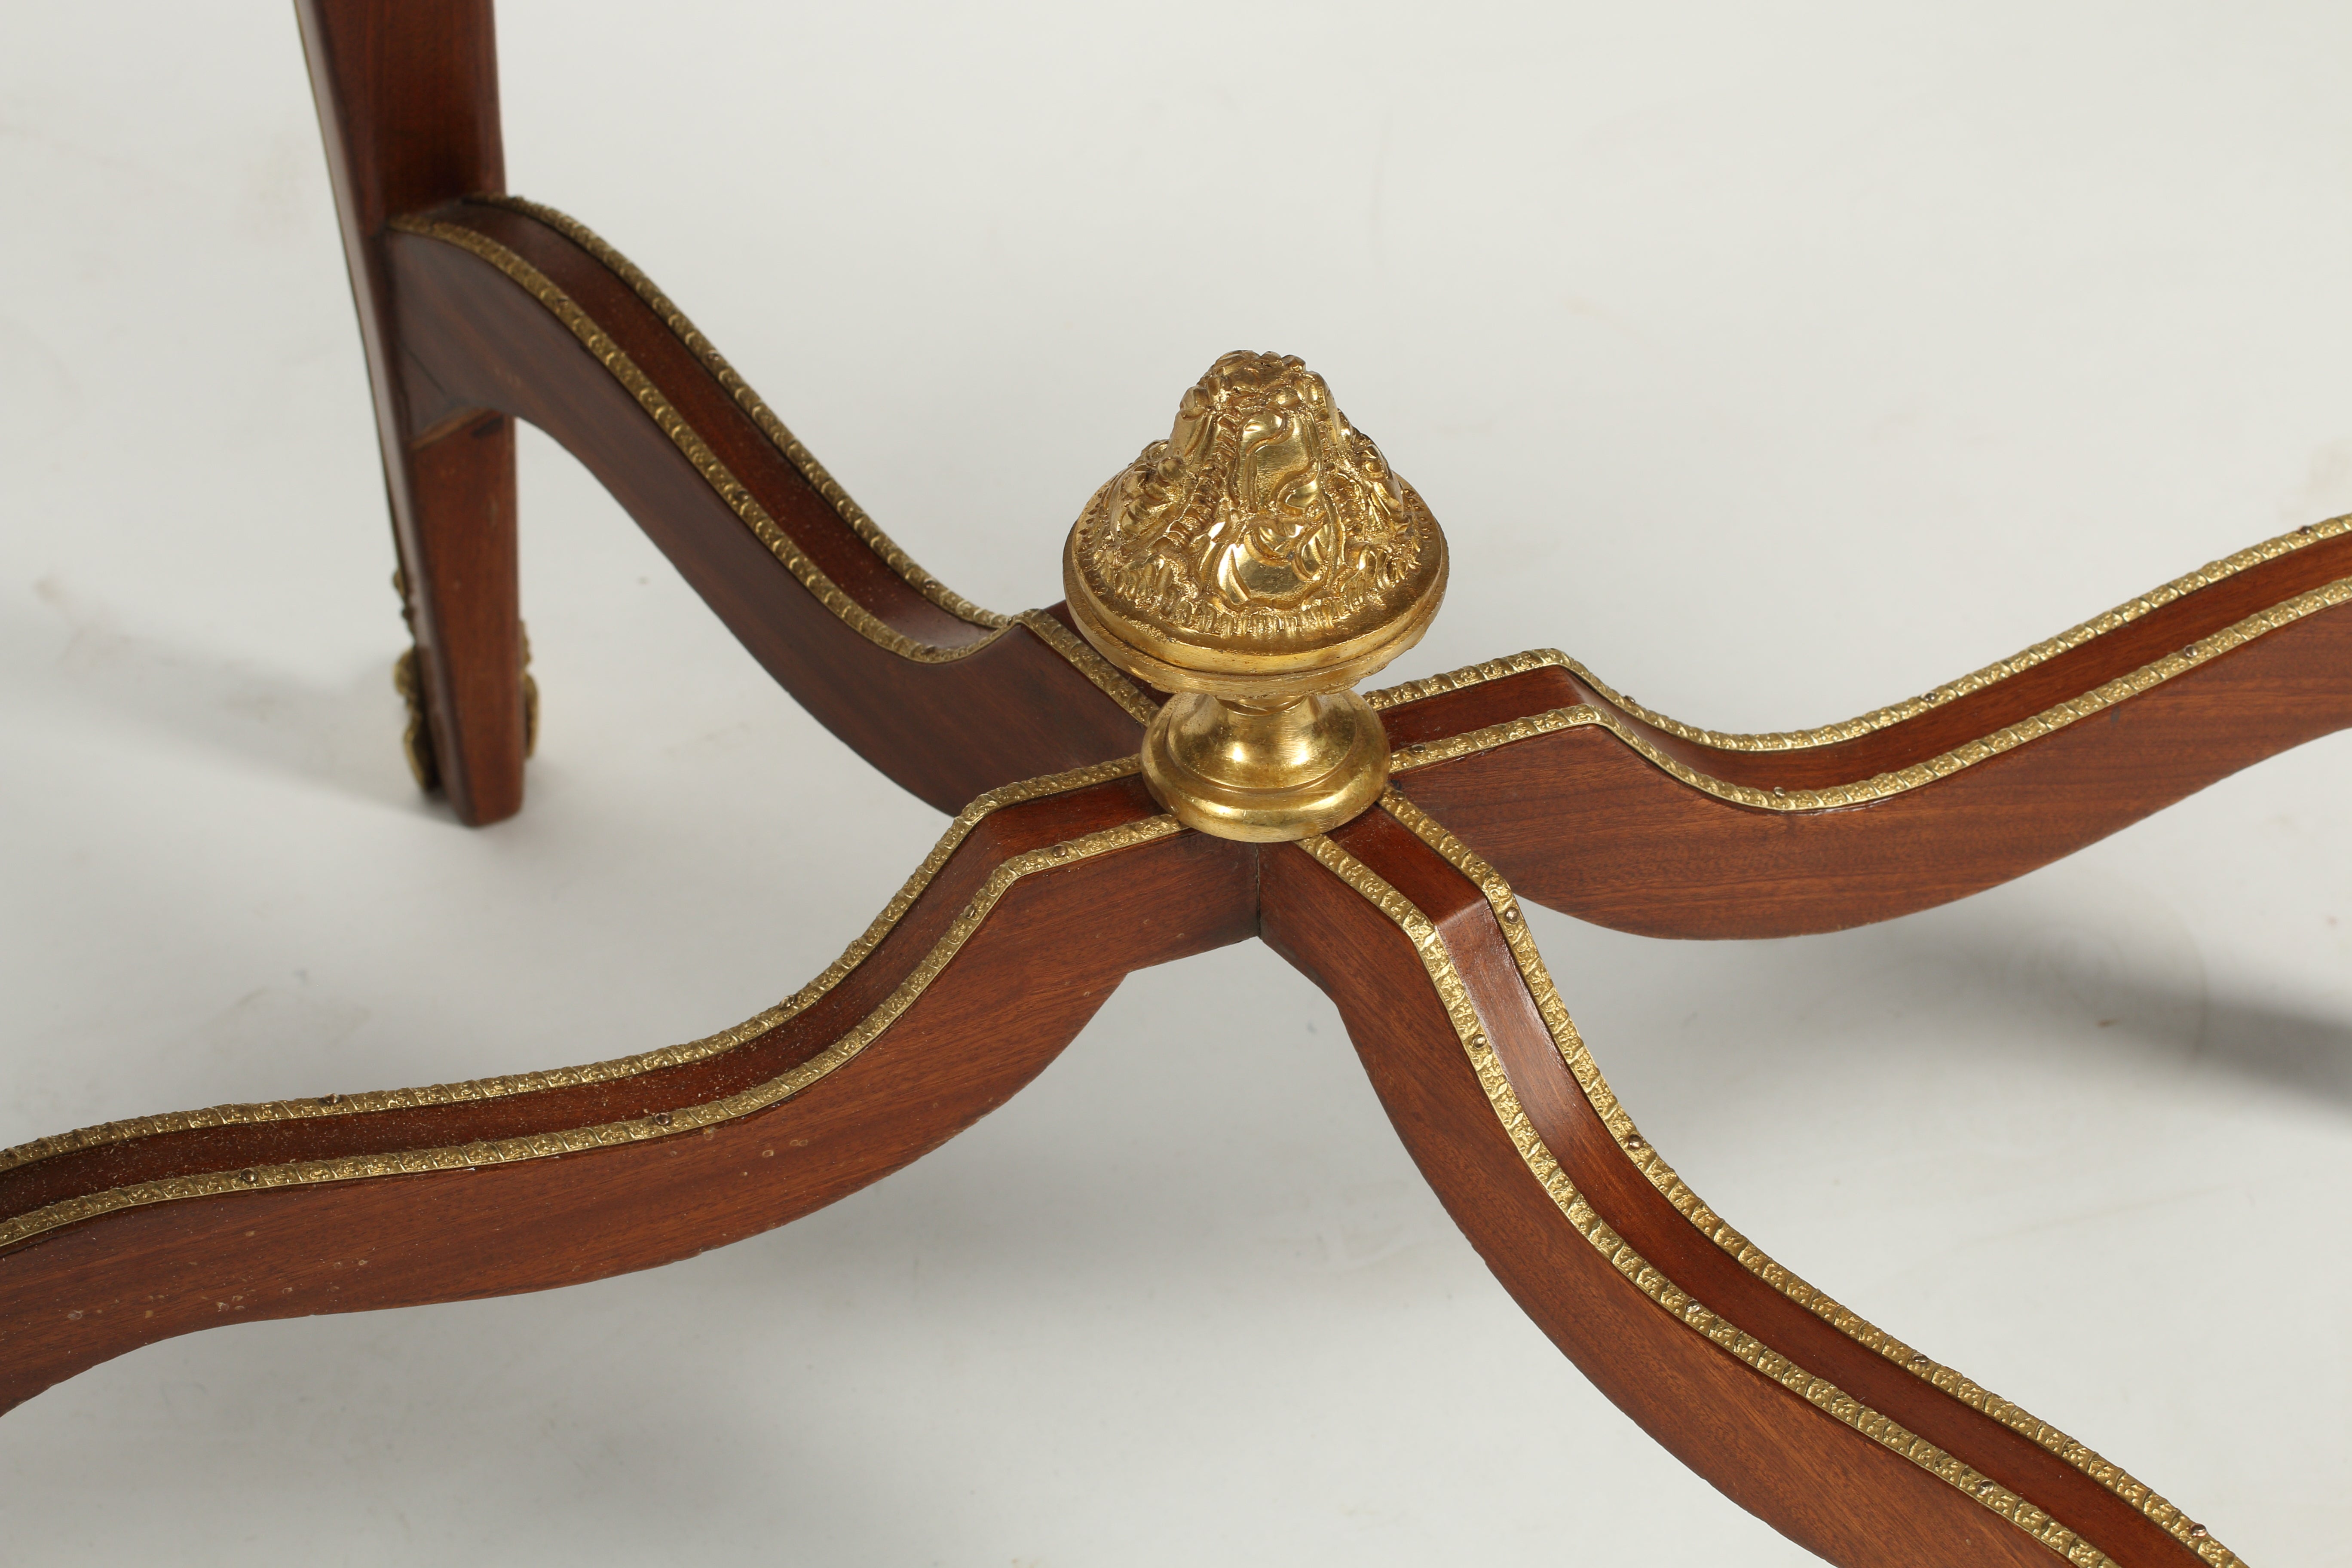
{"left": 388, "top": 211, "right": 1153, "bottom": 726}
{"left": 1383, "top": 573, "right": 2352, "bottom": 812}
{"left": 473, "top": 193, "right": 1010, "bottom": 636}
{"left": 0, "top": 800, "right": 1179, "bottom": 1256}
{"left": 419, "top": 195, "right": 2349, "bottom": 773}
{"left": 1378, "top": 793, "right": 2236, "bottom": 1566}
{"left": 393, "top": 214, "right": 992, "bottom": 667}
{"left": 395, "top": 199, "right": 2343, "bottom": 811}
{"left": 1372, "top": 513, "right": 2351, "bottom": 755}
{"left": 1303, "top": 809, "right": 2233, "bottom": 1568}
{"left": 27, "top": 552, "right": 2333, "bottom": 1194}
{"left": 0, "top": 758, "right": 1144, "bottom": 1190}
{"left": 22, "top": 553, "right": 2335, "bottom": 1208}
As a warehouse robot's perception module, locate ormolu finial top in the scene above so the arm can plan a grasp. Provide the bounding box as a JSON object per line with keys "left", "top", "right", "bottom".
{"left": 1063, "top": 350, "right": 1448, "bottom": 703}
{"left": 1062, "top": 352, "right": 1447, "bottom": 842}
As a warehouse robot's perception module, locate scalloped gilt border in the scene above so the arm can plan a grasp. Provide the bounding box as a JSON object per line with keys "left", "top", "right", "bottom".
{"left": 0, "top": 763, "right": 1169, "bottom": 1251}
{"left": 389, "top": 206, "right": 1154, "bottom": 723}
{"left": 1374, "top": 515, "right": 2349, "bottom": 756}
{"left": 1311, "top": 799, "right": 2243, "bottom": 1568}
{"left": 1378, "top": 573, "right": 2352, "bottom": 812}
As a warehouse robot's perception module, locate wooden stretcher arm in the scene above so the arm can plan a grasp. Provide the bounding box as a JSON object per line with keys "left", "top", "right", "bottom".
{"left": 382, "top": 197, "right": 1157, "bottom": 812}
{"left": 1374, "top": 518, "right": 2352, "bottom": 937}
{"left": 0, "top": 766, "right": 1253, "bottom": 1413}
{"left": 300, "top": 0, "right": 1153, "bottom": 821}
{"left": 1260, "top": 792, "right": 2236, "bottom": 1568}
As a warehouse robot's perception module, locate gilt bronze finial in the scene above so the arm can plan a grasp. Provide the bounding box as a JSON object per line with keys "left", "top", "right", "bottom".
{"left": 1063, "top": 351, "right": 1448, "bottom": 840}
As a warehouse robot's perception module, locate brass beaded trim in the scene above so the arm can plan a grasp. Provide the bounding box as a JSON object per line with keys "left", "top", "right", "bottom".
{"left": 388, "top": 214, "right": 1154, "bottom": 724}
{"left": 476, "top": 194, "right": 1005, "bottom": 634}
{"left": 1302, "top": 819, "right": 2135, "bottom": 1568}
{"left": 399, "top": 215, "right": 981, "bottom": 661}
{"left": 1378, "top": 793, "right": 2239, "bottom": 1566}
{"left": 0, "top": 760, "right": 1143, "bottom": 1194}
{"left": 1373, "top": 515, "right": 2349, "bottom": 754}
{"left": 1381, "top": 575, "right": 2352, "bottom": 811}
{"left": 1011, "top": 608, "right": 1159, "bottom": 724}
{"left": 0, "top": 796, "right": 1175, "bottom": 1255}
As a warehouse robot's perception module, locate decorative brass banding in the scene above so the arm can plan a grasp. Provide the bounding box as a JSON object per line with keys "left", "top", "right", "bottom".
{"left": 0, "top": 759, "right": 1145, "bottom": 1194}
{"left": 1372, "top": 514, "right": 2352, "bottom": 752}
{"left": 0, "top": 807, "right": 1177, "bottom": 1254}
{"left": 1379, "top": 575, "right": 2352, "bottom": 812}
{"left": 1301, "top": 818, "right": 2154, "bottom": 1568}
{"left": 1377, "top": 791, "right": 2243, "bottom": 1568}
{"left": 0, "top": 790, "right": 1175, "bottom": 1253}
{"left": 389, "top": 210, "right": 1154, "bottom": 724}
{"left": 1064, "top": 352, "right": 1446, "bottom": 841}
{"left": 478, "top": 194, "right": 1006, "bottom": 635}
{"left": 1010, "top": 608, "right": 1160, "bottom": 726}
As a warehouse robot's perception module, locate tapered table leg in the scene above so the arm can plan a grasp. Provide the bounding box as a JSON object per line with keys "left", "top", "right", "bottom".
{"left": 297, "top": 0, "right": 529, "bottom": 823}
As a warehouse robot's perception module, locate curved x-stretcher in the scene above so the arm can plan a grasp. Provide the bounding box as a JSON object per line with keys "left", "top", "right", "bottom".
{"left": 5, "top": 4, "right": 2343, "bottom": 1565}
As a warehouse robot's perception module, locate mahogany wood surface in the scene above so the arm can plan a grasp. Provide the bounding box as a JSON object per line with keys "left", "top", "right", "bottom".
{"left": 371, "top": 182, "right": 2352, "bottom": 927}
{"left": 9, "top": 558, "right": 2346, "bottom": 1424}
{"left": 0, "top": 780, "right": 1255, "bottom": 1414}
{"left": 298, "top": 0, "right": 529, "bottom": 824}
{"left": 1262, "top": 807, "right": 2205, "bottom": 1567}
{"left": 18, "top": 6, "right": 2322, "bottom": 1556}
{"left": 384, "top": 201, "right": 1153, "bottom": 813}
{"left": 1381, "top": 586, "right": 2352, "bottom": 938}
{"left": 1525, "top": 525, "right": 2351, "bottom": 794}
{"left": 8, "top": 728, "right": 2308, "bottom": 1556}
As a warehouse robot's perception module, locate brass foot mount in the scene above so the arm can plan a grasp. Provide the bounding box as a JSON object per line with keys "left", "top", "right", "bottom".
{"left": 1063, "top": 351, "right": 1448, "bottom": 842}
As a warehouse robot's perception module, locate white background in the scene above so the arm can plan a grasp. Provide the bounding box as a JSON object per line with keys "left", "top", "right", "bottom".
{"left": 4, "top": 3, "right": 2350, "bottom": 1563}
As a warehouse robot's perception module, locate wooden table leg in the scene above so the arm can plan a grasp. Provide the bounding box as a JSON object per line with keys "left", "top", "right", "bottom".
{"left": 297, "top": 0, "right": 528, "bottom": 824}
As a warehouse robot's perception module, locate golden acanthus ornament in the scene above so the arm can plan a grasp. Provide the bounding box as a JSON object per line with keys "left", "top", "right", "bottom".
{"left": 1064, "top": 352, "right": 1448, "bottom": 841}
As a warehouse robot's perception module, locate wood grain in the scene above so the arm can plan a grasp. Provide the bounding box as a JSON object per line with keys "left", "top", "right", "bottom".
{"left": 1262, "top": 806, "right": 2213, "bottom": 1567}
{"left": 298, "top": 0, "right": 529, "bottom": 823}
{"left": 384, "top": 200, "right": 1153, "bottom": 813}
{"left": 0, "top": 778, "right": 1253, "bottom": 1413}
{"left": 26, "top": 3, "right": 2306, "bottom": 1558}
{"left": 1382, "top": 577, "right": 2352, "bottom": 937}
